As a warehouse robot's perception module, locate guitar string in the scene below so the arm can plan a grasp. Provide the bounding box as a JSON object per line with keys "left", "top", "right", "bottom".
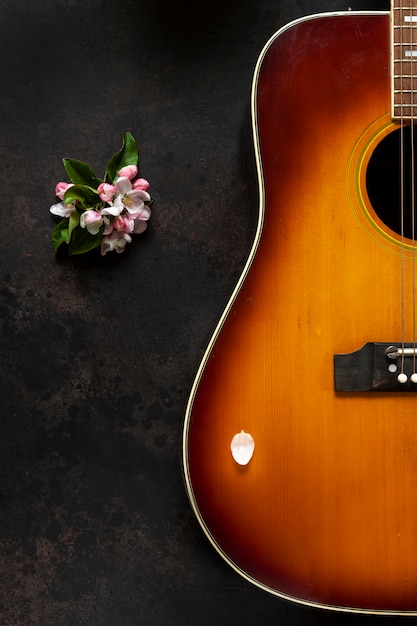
{"left": 398, "top": 0, "right": 416, "bottom": 377}
{"left": 412, "top": 116, "right": 416, "bottom": 377}
{"left": 404, "top": 0, "right": 417, "bottom": 377}
{"left": 408, "top": 0, "right": 417, "bottom": 376}
{"left": 400, "top": 0, "right": 406, "bottom": 376}
{"left": 407, "top": 0, "right": 417, "bottom": 374}
{"left": 410, "top": 0, "right": 416, "bottom": 374}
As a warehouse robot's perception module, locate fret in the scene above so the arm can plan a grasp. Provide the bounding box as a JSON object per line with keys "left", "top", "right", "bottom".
{"left": 393, "top": 62, "right": 417, "bottom": 70}
{"left": 392, "top": 32, "right": 417, "bottom": 44}
{"left": 391, "top": 0, "right": 417, "bottom": 119}
{"left": 393, "top": 93, "right": 417, "bottom": 103}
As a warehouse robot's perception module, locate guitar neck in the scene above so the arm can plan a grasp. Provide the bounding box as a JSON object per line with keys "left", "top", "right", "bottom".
{"left": 392, "top": 0, "right": 417, "bottom": 119}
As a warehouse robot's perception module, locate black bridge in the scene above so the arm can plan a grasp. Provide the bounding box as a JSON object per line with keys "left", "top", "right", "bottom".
{"left": 334, "top": 343, "right": 417, "bottom": 392}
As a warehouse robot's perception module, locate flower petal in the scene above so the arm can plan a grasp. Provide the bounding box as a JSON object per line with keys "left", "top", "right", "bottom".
{"left": 115, "top": 176, "right": 132, "bottom": 195}
{"left": 102, "top": 196, "right": 124, "bottom": 216}
{"left": 129, "top": 189, "right": 151, "bottom": 203}
{"left": 133, "top": 220, "right": 148, "bottom": 234}
{"left": 50, "top": 202, "right": 76, "bottom": 218}
{"left": 130, "top": 205, "right": 152, "bottom": 221}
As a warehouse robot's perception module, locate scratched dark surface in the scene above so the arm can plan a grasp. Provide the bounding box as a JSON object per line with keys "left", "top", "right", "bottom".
{"left": 0, "top": 1, "right": 405, "bottom": 625}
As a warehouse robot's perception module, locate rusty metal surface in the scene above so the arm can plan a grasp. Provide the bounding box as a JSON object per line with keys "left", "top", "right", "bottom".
{"left": 0, "top": 0, "right": 392, "bottom": 624}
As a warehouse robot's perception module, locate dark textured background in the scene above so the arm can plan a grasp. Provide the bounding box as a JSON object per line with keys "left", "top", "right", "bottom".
{"left": 1, "top": 0, "right": 408, "bottom": 624}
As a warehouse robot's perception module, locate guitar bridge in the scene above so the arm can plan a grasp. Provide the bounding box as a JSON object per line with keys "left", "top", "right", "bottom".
{"left": 334, "top": 342, "right": 417, "bottom": 391}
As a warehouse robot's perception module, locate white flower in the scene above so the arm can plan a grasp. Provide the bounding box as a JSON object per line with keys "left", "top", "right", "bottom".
{"left": 50, "top": 201, "right": 76, "bottom": 218}
{"left": 80, "top": 210, "right": 103, "bottom": 235}
{"left": 101, "top": 231, "right": 132, "bottom": 256}
{"left": 102, "top": 176, "right": 151, "bottom": 218}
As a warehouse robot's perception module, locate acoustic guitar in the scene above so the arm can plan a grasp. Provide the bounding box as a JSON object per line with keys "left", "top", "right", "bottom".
{"left": 183, "top": 2, "right": 417, "bottom": 615}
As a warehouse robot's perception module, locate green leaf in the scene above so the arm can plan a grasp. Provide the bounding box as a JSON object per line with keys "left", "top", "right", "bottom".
{"left": 51, "top": 219, "right": 70, "bottom": 254}
{"left": 63, "top": 158, "right": 101, "bottom": 187}
{"left": 64, "top": 184, "right": 100, "bottom": 209}
{"left": 68, "top": 210, "right": 80, "bottom": 238}
{"left": 68, "top": 225, "right": 103, "bottom": 255}
{"left": 105, "top": 132, "right": 138, "bottom": 183}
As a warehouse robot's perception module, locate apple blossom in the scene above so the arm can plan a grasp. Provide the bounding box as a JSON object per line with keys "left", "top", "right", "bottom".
{"left": 97, "top": 182, "right": 117, "bottom": 202}
{"left": 80, "top": 210, "right": 103, "bottom": 235}
{"left": 113, "top": 214, "right": 134, "bottom": 233}
{"left": 55, "top": 181, "right": 74, "bottom": 200}
{"left": 50, "top": 132, "right": 153, "bottom": 256}
{"left": 50, "top": 201, "right": 76, "bottom": 219}
{"left": 132, "top": 178, "right": 150, "bottom": 191}
{"left": 113, "top": 176, "right": 151, "bottom": 214}
{"left": 101, "top": 231, "right": 132, "bottom": 256}
{"left": 117, "top": 164, "right": 138, "bottom": 180}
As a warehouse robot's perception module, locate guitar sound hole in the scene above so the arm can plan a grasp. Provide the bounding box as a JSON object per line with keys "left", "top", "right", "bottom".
{"left": 366, "top": 125, "right": 417, "bottom": 240}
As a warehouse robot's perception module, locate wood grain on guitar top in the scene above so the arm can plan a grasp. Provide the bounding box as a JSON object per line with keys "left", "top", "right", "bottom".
{"left": 184, "top": 12, "right": 417, "bottom": 614}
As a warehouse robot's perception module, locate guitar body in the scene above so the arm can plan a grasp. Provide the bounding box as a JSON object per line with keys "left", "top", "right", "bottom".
{"left": 183, "top": 11, "right": 417, "bottom": 614}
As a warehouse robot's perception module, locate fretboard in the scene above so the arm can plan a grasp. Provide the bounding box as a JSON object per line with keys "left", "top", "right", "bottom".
{"left": 392, "top": 0, "right": 417, "bottom": 119}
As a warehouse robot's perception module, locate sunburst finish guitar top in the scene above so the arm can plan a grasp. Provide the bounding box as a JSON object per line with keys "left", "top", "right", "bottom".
{"left": 183, "top": 9, "right": 417, "bottom": 614}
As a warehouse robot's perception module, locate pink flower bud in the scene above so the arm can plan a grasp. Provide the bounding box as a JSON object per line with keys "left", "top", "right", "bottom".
{"left": 80, "top": 210, "right": 103, "bottom": 236}
{"left": 113, "top": 214, "right": 134, "bottom": 233}
{"left": 132, "top": 177, "right": 150, "bottom": 191}
{"left": 55, "top": 181, "right": 73, "bottom": 200}
{"left": 118, "top": 165, "right": 138, "bottom": 180}
{"left": 97, "top": 182, "right": 117, "bottom": 202}
{"left": 82, "top": 210, "right": 102, "bottom": 225}
{"left": 113, "top": 215, "right": 125, "bottom": 231}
